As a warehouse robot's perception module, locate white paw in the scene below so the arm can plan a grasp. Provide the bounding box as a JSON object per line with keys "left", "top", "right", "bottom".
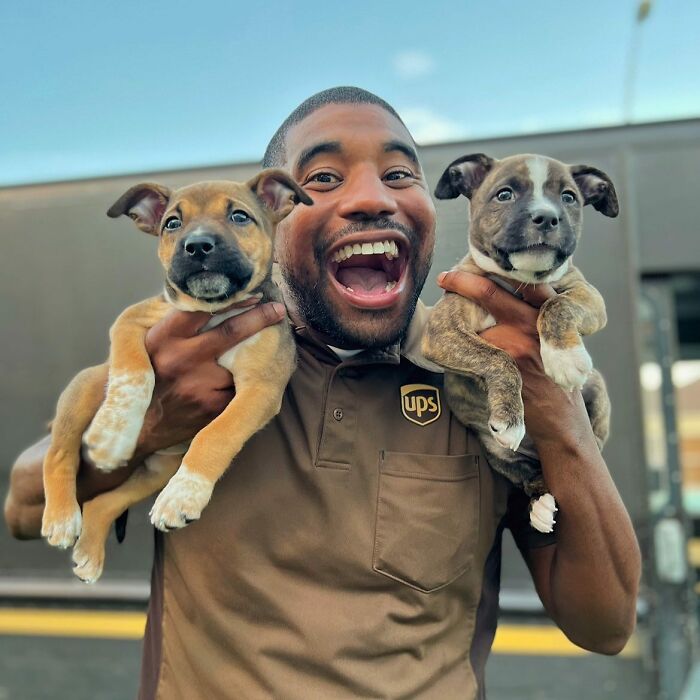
{"left": 149, "top": 467, "right": 214, "bottom": 531}
{"left": 540, "top": 341, "right": 592, "bottom": 392}
{"left": 83, "top": 371, "right": 154, "bottom": 471}
{"left": 42, "top": 504, "right": 82, "bottom": 549}
{"left": 530, "top": 493, "right": 557, "bottom": 533}
{"left": 489, "top": 417, "right": 526, "bottom": 452}
{"left": 72, "top": 540, "right": 105, "bottom": 584}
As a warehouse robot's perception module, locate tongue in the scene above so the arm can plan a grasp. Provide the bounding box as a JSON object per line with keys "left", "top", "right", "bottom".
{"left": 336, "top": 267, "right": 389, "bottom": 294}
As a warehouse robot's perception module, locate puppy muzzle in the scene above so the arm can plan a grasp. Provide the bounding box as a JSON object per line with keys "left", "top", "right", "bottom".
{"left": 169, "top": 234, "right": 254, "bottom": 301}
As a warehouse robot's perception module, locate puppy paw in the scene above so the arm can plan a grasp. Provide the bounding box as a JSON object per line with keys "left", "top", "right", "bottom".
{"left": 540, "top": 340, "right": 592, "bottom": 392}
{"left": 488, "top": 416, "right": 526, "bottom": 452}
{"left": 529, "top": 492, "right": 557, "bottom": 533}
{"left": 83, "top": 372, "right": 154, "bottom": 471}
{"left": 149, "top": 468, "right": 214, "bottom": 531}
{"left": 72, "top": 536, "right": 106, "bottom": 584}
{"left": 42, "top": 503, "right": 82, "bottom": 549}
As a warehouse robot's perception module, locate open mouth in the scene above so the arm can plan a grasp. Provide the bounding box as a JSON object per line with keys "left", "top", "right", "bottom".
{"left": 327, "top": 232, "right": 409, "bottom": 309}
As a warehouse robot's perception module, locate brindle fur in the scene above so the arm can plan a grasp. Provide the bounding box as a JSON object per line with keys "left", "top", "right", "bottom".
{"left": 424, "top": 153, "right": 616, "bottom": 501}
{"left": 41, "top": 170, "right": 311, "bottom": 581}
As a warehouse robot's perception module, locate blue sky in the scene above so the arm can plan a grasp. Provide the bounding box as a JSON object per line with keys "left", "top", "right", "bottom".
{"left": 2, "top": 0, "right": 698, "bottom": 186}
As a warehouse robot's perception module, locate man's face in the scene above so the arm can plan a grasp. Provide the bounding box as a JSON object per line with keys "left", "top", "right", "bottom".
{"left": 275, "top": 103, "right": 436, "bottom": 349}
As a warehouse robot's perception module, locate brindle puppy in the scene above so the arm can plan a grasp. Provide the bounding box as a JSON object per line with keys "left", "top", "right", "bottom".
{"left": 422, "top": 153, "right": 616, "bottom": 532}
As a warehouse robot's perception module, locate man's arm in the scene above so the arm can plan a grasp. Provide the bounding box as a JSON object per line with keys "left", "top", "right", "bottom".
{"left": 4, "top": 302, "right": 286, "bottom": 540}
{"left": 438, "top": 271, "right": 641, "bottom": 655}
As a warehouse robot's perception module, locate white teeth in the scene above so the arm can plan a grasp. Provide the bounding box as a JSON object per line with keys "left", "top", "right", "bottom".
{"left": 331, "top": 240, "right": 401, "bottom": 263}
{"left": 385, "top": 281, "right": 397, "bottom": 292}
{"left": 346, "top": 286, "right": 354, "bottom": 292}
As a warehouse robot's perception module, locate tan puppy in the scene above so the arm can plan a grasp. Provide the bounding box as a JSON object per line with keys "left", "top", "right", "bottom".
{"left": 423, "top": 153, "right": 615, "bottom": 532}
{"left": 41, "top": 169, "right": 312, "bottom": 582}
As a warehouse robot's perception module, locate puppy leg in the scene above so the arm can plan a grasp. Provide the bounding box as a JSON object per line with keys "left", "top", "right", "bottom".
{"left": 582, "top": 369, "right": 611, "bottom": 450}
{"left": 423, "top": 293, "right": 525, "bottom": 451}
{"left": 42, "top": 364, "right": 109, "bottom": 548}
{"left": 84, "top": 297, "right": 169, "bottom": 471}
{"left": 150, "top": 380, "right": 283, "bottom": 530}
{"left": 150, "top": 326, "right": 293, "bottom": 530}
{"left": 538, "top": 282, "right": 606, "bottom": 392}
{"left": 73, "top": 453, "right": 179, "bottom": 583}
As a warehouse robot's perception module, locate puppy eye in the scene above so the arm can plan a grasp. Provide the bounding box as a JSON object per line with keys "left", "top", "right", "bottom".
{"left": 164, "top": 217, "right": 182, "bottom": 231}
{"left": 230, "top": 210, "right": 251, "bottom": 225}
{"left": 495, "top": 188, "right": 514, "bottom": 202}
{"left": 561, "top": 191, "right": 577, "bottom": 204}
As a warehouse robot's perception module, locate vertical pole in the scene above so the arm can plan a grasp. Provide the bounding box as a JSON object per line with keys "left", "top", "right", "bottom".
{"left": 641, "top": 280, "right": 699, "bottom": 700}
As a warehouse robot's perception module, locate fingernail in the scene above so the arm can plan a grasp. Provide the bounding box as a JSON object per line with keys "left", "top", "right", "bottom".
{"left": 272, "top": 302, "right": 286, "bottom": 317}
{"left": 437, "top": 272, "right": 447, "bottom": 284}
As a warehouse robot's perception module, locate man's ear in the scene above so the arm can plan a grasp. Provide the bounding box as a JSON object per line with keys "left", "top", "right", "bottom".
{"left": 569, "top": 165, "right": 619, "bottom": 218}
{"left": 106, "top": 183, "right": 172, "bottom": 235}
{"left": 247, "top": 168, "right": 313, "bottom": 222}
{"left": 434, "top": 154, "right": 495, "bottom": 200}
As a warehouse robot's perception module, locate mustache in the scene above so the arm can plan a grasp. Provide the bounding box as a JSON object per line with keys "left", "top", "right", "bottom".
{"left": 317, "top": 217, "right": 418, "bottom": 259}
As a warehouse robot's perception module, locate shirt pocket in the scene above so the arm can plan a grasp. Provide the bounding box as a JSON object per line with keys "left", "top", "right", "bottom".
{"left": 372, "top": 451, "right": 480, "bottom": 593}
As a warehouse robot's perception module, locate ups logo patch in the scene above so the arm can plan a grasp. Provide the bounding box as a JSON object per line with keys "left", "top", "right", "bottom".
{"left": 400, "top": 384, "right": 441, "bottom": 426}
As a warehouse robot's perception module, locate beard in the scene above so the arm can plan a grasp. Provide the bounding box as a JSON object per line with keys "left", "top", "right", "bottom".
{"left": 280, "top": 218, "right": 433, "bottom": 350}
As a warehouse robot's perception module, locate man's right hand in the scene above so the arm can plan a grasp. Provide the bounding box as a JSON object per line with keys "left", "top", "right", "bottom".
{"left": 135, "top": 301, "right": 287, "bottom": 457}
{"left": 4, "top": 301, "right": 286, "bottom": 539}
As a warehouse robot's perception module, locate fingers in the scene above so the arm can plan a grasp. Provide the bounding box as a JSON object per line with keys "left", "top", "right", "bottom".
{"left": 191, "top": 302, "right": 286, "bottom": 359}
{"left": 437, "top": 271, "right": 537, "bottom": 325}
{"left": 151, "top": 308, "right": 216, "bottom": 340}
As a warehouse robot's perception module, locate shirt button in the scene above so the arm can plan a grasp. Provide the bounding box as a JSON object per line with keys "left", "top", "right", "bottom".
{"left": 333, "top": 408, "right": 344, "bottom": 421}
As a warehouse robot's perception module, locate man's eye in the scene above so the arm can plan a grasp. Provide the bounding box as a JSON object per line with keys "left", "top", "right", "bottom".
{"left": 164, "top": 217, "right": 182, "bottom": 231}
{"left": 307, "top": 172, "right": 340, "bottom": 185}
{"left": 561, "top": 191, "right": 577, "bottom": 204}
{"left": 385, "top": 169, "right": 413, "bottom": 182}
{"left": 230, "top": 210, "right": 251, "bottom": 225}
{"left": 495, "top": 188, "right": 514, "bottom": 202}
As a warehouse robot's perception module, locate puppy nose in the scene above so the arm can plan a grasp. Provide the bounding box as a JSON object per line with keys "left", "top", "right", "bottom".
{"left": 531, "top": 210, "right": 559, "bottom": 231}
{"left": 183, "top": 234, "right": 217, "bottom": 258}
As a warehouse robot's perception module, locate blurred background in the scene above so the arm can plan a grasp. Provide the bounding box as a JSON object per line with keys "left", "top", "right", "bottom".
{"left": 1, "top": 1, "right": 699, "bottom": 698}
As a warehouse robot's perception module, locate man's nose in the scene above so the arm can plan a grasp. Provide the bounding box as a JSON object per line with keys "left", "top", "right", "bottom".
{"left": 335, "top": 172, "right": 398, "bottom": 220}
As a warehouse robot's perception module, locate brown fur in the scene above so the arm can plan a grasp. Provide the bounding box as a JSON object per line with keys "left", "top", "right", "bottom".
{"left": 41, "top": 170, "right": 311, "bottom": 581}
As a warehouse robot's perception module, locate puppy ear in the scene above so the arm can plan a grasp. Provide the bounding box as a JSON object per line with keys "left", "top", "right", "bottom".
{"left": 434, "top": 154, "right": 495, "bottom": 200}
{"left": 248, "top": 168, "right": 313, "bottom": 221}
{"left": 569, "top": 165, "right": 619, "bottom": 218}
{"left": 107, "top": 183, "right": 172, "bottom": 235}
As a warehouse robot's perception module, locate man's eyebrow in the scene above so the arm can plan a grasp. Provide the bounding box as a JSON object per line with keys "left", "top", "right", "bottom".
{"left": 384, "top": 140, "right": 419, "bottom": 164}
{"left": 295, "top": 141, "right": 342, "bottom": 173}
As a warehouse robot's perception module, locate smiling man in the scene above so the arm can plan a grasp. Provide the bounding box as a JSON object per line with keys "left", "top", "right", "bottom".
{"left": 5, "top": 87, "right": 640, "bottom": 700}
{"left": 269, "top": 94, "right": 436, "bottom": 351}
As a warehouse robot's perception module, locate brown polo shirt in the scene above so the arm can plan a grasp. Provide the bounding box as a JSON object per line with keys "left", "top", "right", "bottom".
{"left": 138, "top": 303, "right": 554, "bottom": 700}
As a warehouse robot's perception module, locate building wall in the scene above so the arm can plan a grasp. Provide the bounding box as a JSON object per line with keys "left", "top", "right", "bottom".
{"left": 2, "top": 118, "right": 698, "bottom": 588}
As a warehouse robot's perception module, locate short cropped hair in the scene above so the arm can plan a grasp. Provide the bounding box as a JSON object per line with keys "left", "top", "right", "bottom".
{"left": 262, "top": 86, "right": 409, "bottom": 168}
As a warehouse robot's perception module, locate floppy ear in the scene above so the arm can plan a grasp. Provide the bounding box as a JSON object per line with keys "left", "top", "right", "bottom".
{"left": 434, "top": 154, "right": 495, "bottom": 200}
{"left": 569, "top": 165, "right": 619, "bottom": 218}
{"left": 247, "top": 168, "right": 313, "bottom": 222}
{"left": 107, "top": 183, "right": 172, "bottom": 235}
